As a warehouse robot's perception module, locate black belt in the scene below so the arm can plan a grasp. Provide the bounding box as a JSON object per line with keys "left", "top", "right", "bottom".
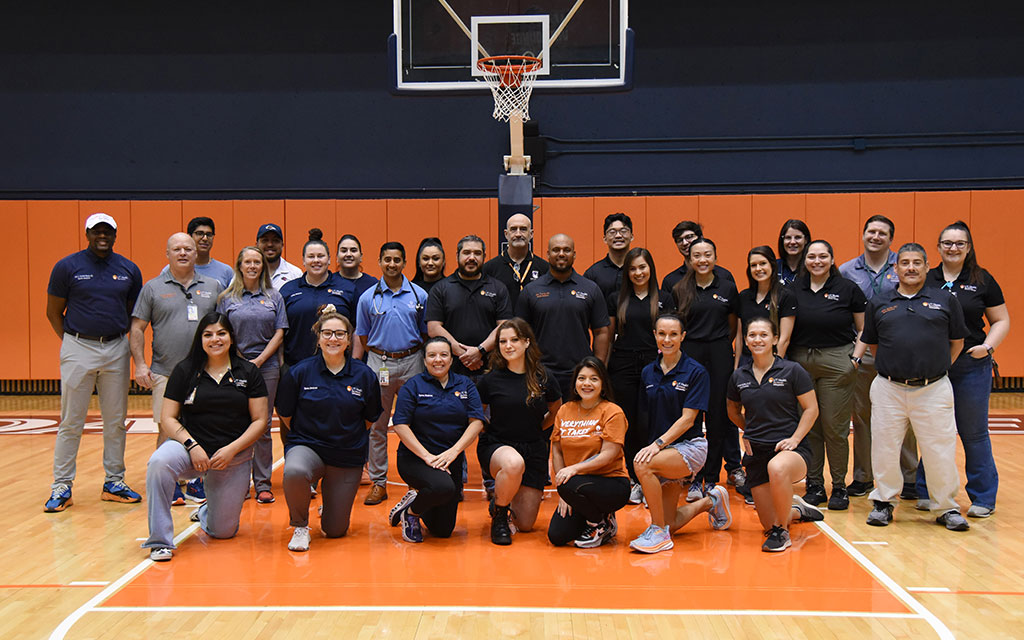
{"left": 368, "top": 344, "right": 422, "bottom": 359}
{"left": 69, "top": 331, "right": 125, "bottom": 344}
{"left": 885, "top": 372, "right": 946, "bottom": 387}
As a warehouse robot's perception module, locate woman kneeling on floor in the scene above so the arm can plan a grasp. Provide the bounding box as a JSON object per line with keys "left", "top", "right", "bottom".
{"left": 727, "top": 318, "right": 824, "bottom": 553}
{"left": 276, "top": 306, "right": 383, "bottom": 552}
{"left": 143, "top": 313, "right": 269, "bottom": 562}
{"left": 388, "top": 336, "right": 485, "bottom": 543}
{"left": 629, "top": 314, "right": 733, "bottom": 554}
{"left": 548, "top": 357, "right": 632, "bottom": 548}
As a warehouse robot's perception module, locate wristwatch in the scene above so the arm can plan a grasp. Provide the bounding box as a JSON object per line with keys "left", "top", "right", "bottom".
{"left": 183, "top": 438, "right": 197, "bottom": 452}
{"left": 983, "top": 343, "right": 994, "bottom": 357}
{"left": 851, "top": 356, "right": 862, "bottom": 366}
{"left": 655, "top": 437, "right": 666, "bottom": 449}
{"left": 477, "top": 344, "right": 487, "bottom": 357}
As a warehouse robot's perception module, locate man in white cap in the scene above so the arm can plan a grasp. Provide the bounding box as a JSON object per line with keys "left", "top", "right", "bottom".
{"left": 44, "top": 213, "right": 144, "bottom": 512}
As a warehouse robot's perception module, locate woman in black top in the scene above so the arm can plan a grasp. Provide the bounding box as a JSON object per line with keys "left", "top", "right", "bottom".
{"left": 916, "top": 221, "right": 1009, "bottom": 517}
{"left": 476, "top": 317, "right": 562, "bottom": 545}
{"left": 777, "top": 219, "right": 811, "bottom": 286}
{"left": 671, "top": 238, "right": 743, "bottom": 498}
{"left": 735, "top": 246, "right": 797, "bottom": 368}
{"left": 412, "top": 237, "right": 446, "bottom": 294}
{"left": 143, "top": 312, "right": 269, "bottom": 562}
{"left": 727, "top": 318, "right": 822, "bottom": 552}
{"left": 788, "top": 240, "right": 866, "bottom": 511}
{"left": 607, "top": 247, "right": 674, "bottom": 503}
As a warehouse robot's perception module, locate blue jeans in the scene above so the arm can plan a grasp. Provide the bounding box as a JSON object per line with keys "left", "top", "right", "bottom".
{"left": 916, "top": 355, "right": 997, "bottom": 509}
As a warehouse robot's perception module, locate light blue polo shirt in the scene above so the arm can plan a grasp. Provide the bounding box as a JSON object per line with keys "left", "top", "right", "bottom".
{"left": 355, "top": 277, "right": 427, "bottom": 352}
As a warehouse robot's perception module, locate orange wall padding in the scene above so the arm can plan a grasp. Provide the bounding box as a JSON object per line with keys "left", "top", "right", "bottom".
{"left": 8, "top": 190, "right": 1021, "bottom": 379}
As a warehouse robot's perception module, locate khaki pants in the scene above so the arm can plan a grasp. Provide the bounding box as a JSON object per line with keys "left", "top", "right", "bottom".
{"left": 851, "top": 348, "right": 919, "bottom": 485}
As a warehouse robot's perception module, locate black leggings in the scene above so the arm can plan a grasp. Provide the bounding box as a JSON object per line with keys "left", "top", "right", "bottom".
{"left": 547, "top": 475, "right": 631, "bottom": 546}
{"left": 608, "top": 347, "right": 656, "bottom": 482}
{"left": 684, "top": 337, "right": 742, "bottom": 483}
{"left": 396, "top": 447, "right": 463, "bottom": 538}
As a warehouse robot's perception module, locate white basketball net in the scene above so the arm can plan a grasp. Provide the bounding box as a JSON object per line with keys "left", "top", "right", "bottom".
{"left": 478, "top": 58, "right": 541, "bottom": 122}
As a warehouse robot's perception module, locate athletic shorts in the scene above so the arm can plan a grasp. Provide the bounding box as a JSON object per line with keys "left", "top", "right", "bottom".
{"left": 658, "top": 436, "right": 708, "bottom": 486}
{"left": 476, "top": 431, "right": 549, "bottom": 491}
{"left": 742, "top": 440, "right": 811, "bottom": 489}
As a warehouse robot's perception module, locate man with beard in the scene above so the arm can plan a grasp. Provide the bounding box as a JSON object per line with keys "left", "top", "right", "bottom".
{"left": 584, "top": 213, "right": 634, "bottom": 299}
{"left": 515, "top": 234, "right": 611, "bottom": 401}
{"left": 482, "top": 213, "right": 549, "bottom": 310}
{"left": 44, "top": 213, "right": 144, "bottom": 512}
{"left": 256, "top": 223, "right": 302, "bottom": 291}
{"left": 661, "top": 220, "right": 735, "bottom": 293}
{"left": 425, "top": 235, "right": 512, "bottom": 378}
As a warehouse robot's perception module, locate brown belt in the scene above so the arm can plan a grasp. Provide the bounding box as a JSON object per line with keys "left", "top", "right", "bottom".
{"left": 886, "top": 372, "right": 946, "bottom": 387}
{"left": 368, "top": 344, "right": 422, "bottom": 359}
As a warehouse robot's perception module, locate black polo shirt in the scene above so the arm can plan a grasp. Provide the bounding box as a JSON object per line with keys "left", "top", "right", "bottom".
{"left": 676, "top": 274, "right": 739, "bottom": 342}
{"left": 737, "top": 286, "right": 798, "bottom": 355}
{"left": 482, "top": 251, "right": 549, "bottom": 310}
{"left": 861, "top": 286, "right": 968, "bottom": 380}
{"left": 424, "top": 273, "right": 513, "bottom": 361}
{"left": 583, "top": 254, "right": 624, "bottom": 300}
{"left": 727, "top": 357, "right": 813, "bottom": 444}
{"left": 790, "top": 273, "right": 868, "bottom": 349}
{"left": 476, "top": 366, "right": 561, "bottom": 443}
{"left": 641, "top": 354, "right": 710, "bottom": 444}
{"left": 608, "top": 289, "right": 676, "bottom": 353}
{"left": 661, "top": 264, "right": 734, "bottom": 294}
{"left": 164, "top": 356, "right": 268, "bottom": 455}
{"left": 926, "top": 267, "right": 1004, "bottom": 352}
{"left": 515, "top": 270, "right": 610, "bottom": 376}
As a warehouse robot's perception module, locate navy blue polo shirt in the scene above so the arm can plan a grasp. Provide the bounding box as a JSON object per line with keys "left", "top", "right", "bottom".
{"left": 641, "top": 354, "right": 710, "bottom": 445}
{"left": 676, "top": 274, "right": 740, "bottom": 342}
{"left": 861, "top": 286, "right": 968, "bottom": 380}
{"left": 608, "top": 289, "right": 675, "bottom": 353}
{"left": 47, "top": 249, "right": 143, "bottom": 336}
{"left": 727, "top": 357, "right": 814, "bottom": 444}
{"left": 339, "top": 271, "right": 378, "bottom": 302}
{"left": 926, "top": 266, "right": 1004, "bottom": 352}
{"left": 424, "top": 273, "right": 513, "bottom": 359}
{"left": 662, "top": 264, "right": 734, "bottom": 294}
{"left": 515, "top": 271, "right": 610, "bottom": 376}
{"left": 583, "top": 254, "right": 624, "bottom": 300}
{"left": 790, "top": 273, "right": 868, "bottom": 349}
{"left": 392, "top": 371, "right": 485, "bottom": 456}
{"left": 280, "top": 273, "right": 356, "bottom": 365}
{"left": 276, "top": 355, "right": 383, "bottom": 468}
{"left": 736, "top": 286, "right": 797, "bottom": 355}
{"left": 482, "top": 251, "right": 549, "bottom": 310}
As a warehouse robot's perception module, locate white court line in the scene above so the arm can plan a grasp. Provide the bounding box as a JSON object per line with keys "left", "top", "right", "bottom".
{"left": 68, "top": 582, "right": 110, "bottom": 587}
{"left": 815, "top": 521, "right": 954, "bottom": 640}
{"left": 907, "top": 587, "right": 952, "bottom": 593}
{"left": 50, "top": 456, "right": 286, "bottom": 640}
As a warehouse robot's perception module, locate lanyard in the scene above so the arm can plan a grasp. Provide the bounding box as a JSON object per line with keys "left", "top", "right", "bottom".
{"left": 509, "top": 254, "right": 533, "bottom": 286}
{"left": 867, "top": 263, "right": 893, "bottom": 296}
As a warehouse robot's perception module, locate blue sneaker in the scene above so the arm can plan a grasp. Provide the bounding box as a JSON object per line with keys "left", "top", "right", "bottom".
{"left": 686, "top": 480, "right": 703, "bottom": 503}
{"left": 389, "top": 490, "right": 419, "bottom": 527}
{"left": 171, "top": 484, "right": 186, "bottom": 506}
{"left": 184, "top": 478, "right": 206, "bottom": 503}
{"left": 44, "top": 484, "right": 73, "bottom": 512}
{"left": 101, "top": 481, "right": 142, "bottom": 503}
{"left": 629, "top": 524, "right": 673, "bottom": 554}
{"left": 706, "top": 485, "right": 732, "bottom": 530}
{"left": 401, "top": 510, "right": 423, "bottom": 543}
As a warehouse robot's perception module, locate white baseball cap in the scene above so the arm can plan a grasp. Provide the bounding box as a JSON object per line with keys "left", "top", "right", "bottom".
{"left": 85, "top": 213, "right": 117, "bottom": 230}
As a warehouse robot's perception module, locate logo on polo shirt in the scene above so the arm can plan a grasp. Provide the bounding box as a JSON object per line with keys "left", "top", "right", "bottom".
{"left": 454, "top": 390, "right": 467, "bottom": 399}
{"left": 770, "top": 377, "right": 788, "bottom": 387}
{"left": 535, "top": 291, "right": 550, "bottom": 298}
{"left": 824, "top": 293, "right": 840, "bottom": 301}
{"left": 671, "top": 381, "right": 690, "bottom": 392}
{"left": 531, "top": 270, "right": 539, "bottom": 279}
{"left": 234, "top": 378, "right": 248, "bottom": 388}
{"left": 289, "top": 292, "right": 303, "bottom": 299}
{"left": 713, "top": 293, "right": 729, "bottom": 303}
{"left": 881, "top": 305, "right": 897, "bottom": 314}
{"left": 736, "top": 382, "right": 752, "bottom": 390}
{"left": 924, "top": 302, "right": 943, "bottom": 310}
{"left": 348, "top": 385, "right": 363, "bottom": 397}
{"left": 418, "top": 393, "right": 433, "bottom": 398}
{"left": 75, "top": 274, "right": 93, "bottom": 281}
{"left": 303, "top": 386, "right": 319, "bottom": 391}
{"left": 480, "top": 290, "right": 497, "bottom": 298}
{"left": 195, "top": 290, "right": 213, "bottom": 299}
{"left": 112, "top": 274, "right": 129, "bottom": 281}
{"left": 328, "top": 289, "right": 347, "bottom": 297}
{"left": 571, "top": 290, "right": 589, "bottom": 300}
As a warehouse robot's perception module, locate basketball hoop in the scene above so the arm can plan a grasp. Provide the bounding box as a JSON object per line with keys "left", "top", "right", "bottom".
{"left": 477, "top": 55, "right": 542, "bottom": 122}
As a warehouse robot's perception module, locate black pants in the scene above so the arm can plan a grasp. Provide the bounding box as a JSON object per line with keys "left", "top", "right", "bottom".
{"left": 684, "top": 337, "right": 742, "bottom": 483}
{"left": 547, "top": 475, "right": 631, "bottom": 546}
{"left": 396, "top": 447, "right": 462, "bottom": 538}
{"left": 608, "top": 347, "right": 657, "bottom": 482}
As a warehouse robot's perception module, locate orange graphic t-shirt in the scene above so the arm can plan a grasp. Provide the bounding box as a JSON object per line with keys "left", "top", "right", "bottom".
{"left": 551, "top": 401, "right": 629, "bottom": 478}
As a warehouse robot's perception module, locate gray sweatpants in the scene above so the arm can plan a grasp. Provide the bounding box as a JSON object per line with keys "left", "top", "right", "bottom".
{"left": 283, "top": 445, "right": 362, "bottom": 537}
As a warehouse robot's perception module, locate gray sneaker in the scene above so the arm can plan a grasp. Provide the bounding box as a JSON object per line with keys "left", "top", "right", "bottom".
{"left": 936, "top": 510, "right": 970, "bottom": 531}
{"left": 967, "top": 505, "right": 994, "bottom": 518}
{"left": 628, "top": 482, "right": 644, "bottom": 505}
{"left": 866, "top": 500, "right": 894, "bottom": 526}
{"left": 761, "top": 526, "right": 791, "bottom": 552}
{"left": 686, "top": 481, "right": 703, "bottom": 503}
{"left": 915, "top": 499, "right": 932, "bottom": 512}
{"left": 792, "top": 494, "right": 824, "bottom": 522}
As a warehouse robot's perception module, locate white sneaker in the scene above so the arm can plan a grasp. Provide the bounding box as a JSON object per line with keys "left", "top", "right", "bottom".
{"left": 149, "top": 548, "right": 173, "bottom": 562}
{"left": 967, "top": 504, "right": 994, "bottom": 518}
{"left": 288, "top": 526, "right": 311, "bottom": 552}
{"left": 628, "top": 482, "right": 644, "bottom": 505}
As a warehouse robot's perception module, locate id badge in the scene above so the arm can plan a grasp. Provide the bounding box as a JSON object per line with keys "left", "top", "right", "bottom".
{"left": 187, "top": 303, "right": 199, "bottom": 322}
{"left": 378, "top": 366, "right": 390, "bottom": 387}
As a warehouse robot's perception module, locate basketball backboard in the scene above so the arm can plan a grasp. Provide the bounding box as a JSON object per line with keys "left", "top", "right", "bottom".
{"left": 390, "top": 0, "right": 632, "bottom": 92}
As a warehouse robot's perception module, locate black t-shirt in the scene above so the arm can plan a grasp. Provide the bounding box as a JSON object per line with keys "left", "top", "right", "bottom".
{"left": 926, "top": 267, "right": 1004, "bottom": 352}
{"left": 476, "top": 366, "right": 561, "bottom": 443}
{"left": 662, "top": 263, "right": 734, "bottom": 293}
{"left": 727, "top": 357, "right": 814, "bottom": 444}
{"left": 861, "top": 286, "right": 969, "bottom": 380}
{"left": 164, "top": 356, "right": 268, "bottom": 455}
{"left": 607, "top": 289, "right": 675, "bottom": 353}
{"left": 412, "top": 277, "right": 442, "bottom": 296}
{"left": 424, "top": 273, "right": 513, "bottom": 359}
{"left": 736, "top": 286, "right": 798, "bottom": 356}
{"left": 583, "top": 255, "right": 624, "bottom": 300}
{"left": 675, "top": 274, "right": 739, "bottom": 342}
{"left": 790, "top": 273, "right": 868, "bottom": 348}
{"left": 482, "top": 252, "right": 550, "bottom": 310}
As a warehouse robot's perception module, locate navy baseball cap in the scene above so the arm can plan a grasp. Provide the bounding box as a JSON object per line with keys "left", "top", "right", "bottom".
{"left": 256, "top": 223, "right": 283, "bottom": 241}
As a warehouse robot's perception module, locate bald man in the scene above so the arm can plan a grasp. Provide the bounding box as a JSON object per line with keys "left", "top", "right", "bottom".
{"left": 482, "top": 213, "right": 549, "bottom": 310}
{"left": 515, "top": 234, "right": 611, "bottom": 400}
{"left": 131, "top": 233, "right": 223, "bottom": 444}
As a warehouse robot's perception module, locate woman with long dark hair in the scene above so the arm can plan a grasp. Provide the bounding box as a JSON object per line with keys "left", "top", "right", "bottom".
{"left": 412, "top": 237, "right": 446, "bottom": 294}
{"left": 735, "top": 246, "right": 796, "bottom": 368}
{"left": 475, "top": 317, "right": 562, "bottom": 545}
{"left": 336, "top": 233, "right": 378, "bottom": 301}
{"left": 916, "top": 221, "right": 1009, "bottom": 518}
{"left": 142, "top": 313, "right": 269, "bottom": 562}
{"left": 777, "top": 219, "right": 811, "bottom": 286}
{"left": 607, "top": 247, "right": 674, "bottom": 504}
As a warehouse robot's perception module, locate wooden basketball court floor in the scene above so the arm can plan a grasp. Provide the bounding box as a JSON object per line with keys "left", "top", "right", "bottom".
{"left": 3, "top": 396, "right": 1023, "bottom": 639}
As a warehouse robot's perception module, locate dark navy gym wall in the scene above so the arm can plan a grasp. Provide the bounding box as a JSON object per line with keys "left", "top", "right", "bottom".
{"left": 1, "top": 3, "right": 1022, "bottom": 198}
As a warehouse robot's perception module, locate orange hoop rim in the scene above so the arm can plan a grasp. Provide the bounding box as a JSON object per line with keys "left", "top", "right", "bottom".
{"left": 476, "top": 55, "right": 543, "bottom": 79}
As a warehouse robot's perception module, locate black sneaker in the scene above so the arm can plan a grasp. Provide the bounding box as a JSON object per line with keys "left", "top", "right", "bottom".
{"left": 761, "top": 525, "right": 791, "bottom": 552}
{"left": 900, "top": 483, "right": 919, "bottom": 500}
{"left": 792, "top": 494, "right": 824, "bottom": 522}
{"left": 846, "top": 480, "right": 873, "bottom": 497}
{"left": 802, "top": 484, "right": 827, "bottom": 506}
{"left": 866, "top": 500, "right": 894, "bottom": 526}
{"left": 827, "top": 486, "right": 849, "bottom": 511}
{"left": 491, "top": 505, "right": 512, "bottom": 545}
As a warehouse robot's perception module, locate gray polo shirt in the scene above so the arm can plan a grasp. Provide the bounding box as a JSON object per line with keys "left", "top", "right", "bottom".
{"left": 132, "top": 271, "right": 222, "bottom": 375}
{"left": 838, "top": 251, "right": 898, "bottom": 301}
{"left": 161, "top": 258, "right": 235, "bottom": 289}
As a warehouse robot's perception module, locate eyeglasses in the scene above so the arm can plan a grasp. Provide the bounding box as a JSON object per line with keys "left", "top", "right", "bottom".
{"left": 675, "top": 233, "right": 698, "bottom": 243}
{"left": 939, "top": 240, "right": 968, "bottom": 249}
{"left": 319, "top": 329, "right": 349, "bottom": 339}
{"left": 606, "top": 228, "right": 631, "bottom": 238}
{"left": 192, "top": 231, "right": 215, "bottom": 238}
